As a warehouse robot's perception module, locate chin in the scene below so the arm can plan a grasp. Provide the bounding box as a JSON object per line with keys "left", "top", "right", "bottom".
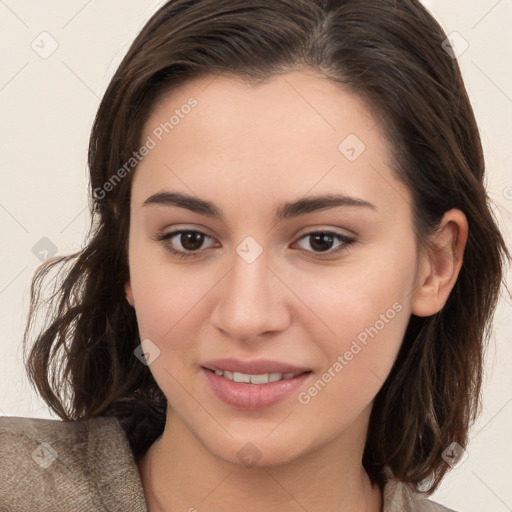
{"left": 195, "top": 425, "right": 314, "bottom": 470}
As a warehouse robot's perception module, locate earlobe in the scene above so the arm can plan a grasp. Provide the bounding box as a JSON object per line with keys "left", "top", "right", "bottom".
{"left": 412, "top": 209, "right": 468, "bottom": 317}
{"left": 125, "top": 281, "right": 135, "bottom": 307}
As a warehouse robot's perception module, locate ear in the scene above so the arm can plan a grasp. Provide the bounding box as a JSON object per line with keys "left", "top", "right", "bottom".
{"left": 412, "top": 209, "right": 468, "bottom": 317}
{"left": 125, "top": 281, "right": 135, "bottom": 307}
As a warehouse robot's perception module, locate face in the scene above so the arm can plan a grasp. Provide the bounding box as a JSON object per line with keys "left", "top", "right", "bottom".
{"left": 124, "top": 70, "right": 423, "bottom": 467}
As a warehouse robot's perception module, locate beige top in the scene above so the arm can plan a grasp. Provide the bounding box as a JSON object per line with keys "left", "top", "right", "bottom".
{"left": 0, "top": 415, "right": 457, "bottom": 511}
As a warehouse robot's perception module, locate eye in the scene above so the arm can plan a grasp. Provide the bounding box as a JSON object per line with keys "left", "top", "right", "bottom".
{"left": 293, "top": 231, "right": 356, "bottom": 257}
{"left": 155, "top": 230, "right": 216, "bottom": 258}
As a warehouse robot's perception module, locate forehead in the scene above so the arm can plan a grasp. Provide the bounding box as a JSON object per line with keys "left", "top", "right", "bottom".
{"left": 143, "top": 70, "right": 380, "bottom": 149}
{"left": 132, "top": 70, "right": 409, "bottom": 222}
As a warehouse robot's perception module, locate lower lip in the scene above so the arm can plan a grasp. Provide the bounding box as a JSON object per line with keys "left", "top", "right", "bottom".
{"left": 202, "top": 368, "right": 311, "bottom": 410}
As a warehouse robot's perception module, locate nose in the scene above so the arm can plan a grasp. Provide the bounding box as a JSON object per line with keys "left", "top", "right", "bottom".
{"left": 210, "top": 246, "right": 292, "bottom": 342}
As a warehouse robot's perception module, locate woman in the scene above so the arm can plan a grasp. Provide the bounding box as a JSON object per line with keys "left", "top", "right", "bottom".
{"left": 0, "top": 0, "right": 509, "bottom": 510}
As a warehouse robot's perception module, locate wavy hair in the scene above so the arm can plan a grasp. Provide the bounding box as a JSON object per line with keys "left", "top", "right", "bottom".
{"left": 23, "top": 0, "right": 510, "bottom": 493}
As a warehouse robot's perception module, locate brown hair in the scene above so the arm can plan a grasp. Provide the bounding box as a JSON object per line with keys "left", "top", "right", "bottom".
{"left": 23, "top": 0, "right": 510, "bottom": 493}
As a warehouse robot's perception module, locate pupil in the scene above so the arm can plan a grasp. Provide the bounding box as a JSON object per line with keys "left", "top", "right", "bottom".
{"left": 310, "top": 233, "right": 334, "bottom": 252}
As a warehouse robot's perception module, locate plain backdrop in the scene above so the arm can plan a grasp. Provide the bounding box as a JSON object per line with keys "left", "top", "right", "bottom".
{"left": 0, "top": 1, "right": 511, "bottom": 510}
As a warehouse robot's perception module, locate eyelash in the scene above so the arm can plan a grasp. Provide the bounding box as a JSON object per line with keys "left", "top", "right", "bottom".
{"left": 154, "top": 229, "right": 357, "bottom": 260}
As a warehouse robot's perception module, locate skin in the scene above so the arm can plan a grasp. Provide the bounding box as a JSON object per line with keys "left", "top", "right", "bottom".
{"left": 124, "top": 69, "right": 468, "bottom": 512}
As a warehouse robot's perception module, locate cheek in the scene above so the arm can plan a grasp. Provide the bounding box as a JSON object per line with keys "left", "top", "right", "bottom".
{"left": 298, "top": 241, "right": 414, "bottom": 339}
{"left": 295, "top": 271, "right": 410, "bottom": 424}
{"left": 128, "top": 241, "right": 220, "bottom": 343}
{"left": 292, "top": 241, "right": 415, "bottom": 394}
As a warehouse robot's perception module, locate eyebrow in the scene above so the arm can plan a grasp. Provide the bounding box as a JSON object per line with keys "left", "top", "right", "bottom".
{"left": 142, "top": 191, "right": 376, "bottom": 222}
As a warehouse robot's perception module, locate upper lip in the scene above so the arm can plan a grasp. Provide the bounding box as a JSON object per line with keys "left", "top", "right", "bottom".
{"left": 202, "top": 358, "right": 311, "bottom": 375}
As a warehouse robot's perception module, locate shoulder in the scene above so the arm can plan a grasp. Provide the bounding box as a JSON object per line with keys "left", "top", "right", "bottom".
{"left": 383, "top": 472, "right": 460, "bottom": 512}
{"left": 0, "top": 415, "right": 147, "bottom": 512}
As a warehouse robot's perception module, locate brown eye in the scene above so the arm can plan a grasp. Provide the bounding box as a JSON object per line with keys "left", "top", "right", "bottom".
{"left": 157, "top": 230, "right": 215, "bottom": 258}
{"left": 309, "top": 233, "right": 336, "bottom": 252}
{"left": 294, "top": 231, "right": 356, "bottom": 256}
{"left": 178, "top": 231, "right": 206, "bottom": 251}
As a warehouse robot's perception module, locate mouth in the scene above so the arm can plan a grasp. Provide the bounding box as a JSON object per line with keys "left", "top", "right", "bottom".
{"left": 200, "top": 360, "right": 313, "bottom": 410}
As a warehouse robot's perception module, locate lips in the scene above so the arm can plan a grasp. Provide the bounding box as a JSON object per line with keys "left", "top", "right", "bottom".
{"left": 200, "top": 358, "right": 313, "bottom": 409}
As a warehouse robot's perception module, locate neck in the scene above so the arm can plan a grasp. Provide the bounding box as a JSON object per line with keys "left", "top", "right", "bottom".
{"left": 138, "top": 408, "right": 382, "bottom": 512}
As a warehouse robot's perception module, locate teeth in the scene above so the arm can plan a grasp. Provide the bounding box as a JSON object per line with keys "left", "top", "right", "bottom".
{"left": 212, "top": 369, "right": 301, "bottom": 384}
{"left": 250, "top": 373, "right": 270, "bottom": 384}
{"left": 233, "top": 371, "right": 251, "bottom": 383}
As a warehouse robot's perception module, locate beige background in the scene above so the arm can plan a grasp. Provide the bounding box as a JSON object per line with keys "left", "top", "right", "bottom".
{"left": 0, "top": 1, "right": 511, "bottom": 510}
